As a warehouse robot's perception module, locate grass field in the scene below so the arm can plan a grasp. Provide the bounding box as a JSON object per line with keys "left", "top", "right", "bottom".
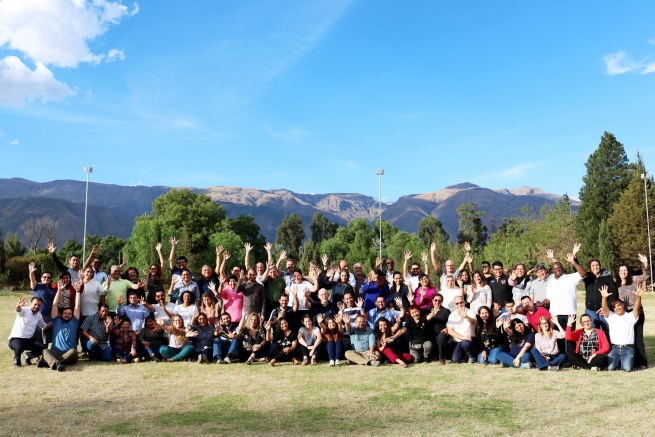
{"left": 0, "top": 290, "right": 653, "bottom": 437}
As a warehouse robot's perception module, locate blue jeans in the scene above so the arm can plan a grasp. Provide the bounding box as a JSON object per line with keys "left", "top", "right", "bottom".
{"left": 112, "top": 346, "right": 135, "bottom": 363}
{"left": 145, "top": 344, "right": 162, "bottom": 358}
{"left": 497, "top": 351, "right": 532, "bottom": 367}
{"left": 451, "top": 340, "right": 475, "bottom": 363}
{"left": 530, "top": 349, "right": 567, "bottom": 370}
{"left": 478, "top": 346, "right": 503, "bottom": 364}
{"left": 213, "top": 338, "right": 240, "bottom": 360}
{"left": 86, "top": 340, "right": 113, "bottom": 361}
{"left": 585, "top": 309, "right": 609, "bottom": 336}
{"left": 326, "top": 340, "right": 344, "bottom": 360}
{"left": 608, "top": 346, "right": 635, "bottom": 372}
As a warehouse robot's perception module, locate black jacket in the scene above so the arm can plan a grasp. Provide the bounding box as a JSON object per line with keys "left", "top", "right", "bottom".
{"left": 583, "top": 269, "right": 617, "bottom": 311}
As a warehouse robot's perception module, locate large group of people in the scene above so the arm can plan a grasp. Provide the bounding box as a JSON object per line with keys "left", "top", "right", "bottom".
{"left": 8, "top": 237, "right": 650, "bottom": 373}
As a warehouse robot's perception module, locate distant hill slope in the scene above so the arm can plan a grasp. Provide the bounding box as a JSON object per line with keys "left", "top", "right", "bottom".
{"left": 0, "top": 178, "right": 577, "bottom": 245}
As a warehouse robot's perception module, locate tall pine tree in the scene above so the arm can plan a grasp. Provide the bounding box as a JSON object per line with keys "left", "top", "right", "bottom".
{"left": 575, "top": 132, "right": 631, "bottom": 262}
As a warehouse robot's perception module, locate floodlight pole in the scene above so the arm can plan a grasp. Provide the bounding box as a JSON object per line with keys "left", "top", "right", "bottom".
{"left": 83, "top": 167, "right": 93, "bottom": 263}
{"left": 376, "top": 168, "right": 385, "bottom": 263}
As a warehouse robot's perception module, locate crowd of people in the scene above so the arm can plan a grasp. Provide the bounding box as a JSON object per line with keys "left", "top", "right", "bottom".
{"left": 8, "top": 237, "right": 650, "bottom": 373}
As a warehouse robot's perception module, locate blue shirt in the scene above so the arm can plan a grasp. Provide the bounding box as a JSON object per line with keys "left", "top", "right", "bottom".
{"left": 367, "top": 308, "right": 402, "bottom": 329}
{"left": 32, "top": 283, "right": 56, "bottom": 318}
{"left": 117, "top": 303, "right": 150, "bottom": 331}
{"left": 51, "top": 316, "right": 79, "bottom": 352}
{"left": 346, "top": 325, "right": 375, "bottom": 352}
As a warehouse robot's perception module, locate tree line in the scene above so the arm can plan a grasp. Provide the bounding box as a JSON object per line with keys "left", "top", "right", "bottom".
{"left": 1, "top": 131, "right": 653, "bottom": 288}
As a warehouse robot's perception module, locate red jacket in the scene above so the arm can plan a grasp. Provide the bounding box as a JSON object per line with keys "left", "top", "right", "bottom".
{"left": 565, "top": 325, "right": 610, "bottom": 355}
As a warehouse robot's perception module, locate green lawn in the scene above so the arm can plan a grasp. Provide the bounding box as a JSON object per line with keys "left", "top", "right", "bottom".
{"left": 0, "top": 290, "right": 653, "bottom": 437}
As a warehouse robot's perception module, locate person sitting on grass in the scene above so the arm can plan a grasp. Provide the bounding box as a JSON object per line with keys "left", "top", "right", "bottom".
{"left": 268, "top": 293, "right": 298, "bottom": 328}
{"left": 38, "top": 283, "right": 82, "bottom": 372}
{"left": 81, "top": 304, "right": 114, "bottom": 362}
{"left": 426, "top": 294, "right": 451, "bottom": 365}
{"left": 446, "top": 296, "right": 478, "bottom": 364}
{"left": 496, "top": 319, "right": 535, "bottom": 369}
{"left": 475, "top": 305, "right": 504, "bottom": 365}
{"left": 189, "top": 313, "right": 217, "bottom": 364}
{"left": 111, "top": 316, "right": 138, "bottom": 364}
{"left": 375, "top": 316, "right": 412, "bottom": 367}
{"left": 344, "top": 314, "right": 380, "bottom": 366}
{"left": 138, "top": 315, "right": 166, "bottom": 362}
{"left": 8, "top": 296, "right": 48, "bottom": 367}
{"left": 298, "top": 314, "right": 323, "bottom": 365}
{"left": 267, "top": 318, "right": 299, "bottom": 366}
{"left": 198, "top": 291, "right": 221, "bottom": 326}
{"left": 317, "top": 313, "right": 344, "bottom": 367}
{"left": 240, "top": 312, "right": 268, "bottom": 365}
{"left": 531, "top": 316, "right": 566, "bottom": 371}
{"left": 213, "top": 312, "right": 241, "bottom": 364}
{"left": 600, "top": 284, "right": 642, "bottom": 372}
{"left": 564, "top": 314, "right": 609, "bottom": 371}
{"left": 157, "top": 315, "right": 196, "bottom": 362}
{"left": 166, "top": 290, "right": 199, "bottom": 327}
{"left": 116, "top": 291, "right": 150, "bottom": 332}
{"left": 405, "top": 304, "right": 433, "bottom": 364}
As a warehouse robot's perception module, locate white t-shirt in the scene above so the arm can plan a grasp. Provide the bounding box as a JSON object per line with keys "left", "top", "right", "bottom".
{"left": 80, "top": 280, "right": 106, "bottom": 316}
{"left": 153, "top": 303, "right": 176, "bottom": 325}
{"left": 446, "top": 309, "right": 477, "bottom": 342}
{"left": 606, "top": 311, "right": 638, "bottom": 345}
{"left": 173, "top": 304, "right": 199, "bottom": 327}
{"left": 545, "top": 272, "right": 583, "bottom": 316}
{"left": 440, "top": 288, "right": 461, "bottom": 312}
{"left": 9, "top": 307, "right": 46, "bottom": 339}
{"left": 406, "top": 274, "right": 420, "bottom": 291}
{"left": 287, "top": 281, "right": 313, "bottom": 311}
{"left": 466, "top": 285, "right": 492, "bottom": 313}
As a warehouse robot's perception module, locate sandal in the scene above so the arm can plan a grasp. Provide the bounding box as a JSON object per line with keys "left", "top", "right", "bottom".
{"left": 311, "top": 356, "right": 317, "bottom": 365}
{"left": 246, "top": 353, "right": 255, "bottom": 365}
{"left": 302, "top": 357, "right": 309, "bottom": 365}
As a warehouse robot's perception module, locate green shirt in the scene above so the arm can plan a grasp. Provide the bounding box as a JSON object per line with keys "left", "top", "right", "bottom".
{"left": 103, "top": 278, "right": 132, "bottom": 312}
{"left": 263, "top": 276, "right": 286, "bottom": 302}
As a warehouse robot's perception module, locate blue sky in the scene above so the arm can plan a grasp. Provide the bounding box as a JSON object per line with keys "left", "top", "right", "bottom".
{"left": 1, "top": 0, "right": 654, "bottom": 201}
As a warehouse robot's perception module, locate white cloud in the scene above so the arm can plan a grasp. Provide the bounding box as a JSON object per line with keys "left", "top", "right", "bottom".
{"left": 0, "top": 0, "right": 137, "bottom": 68}
{"left": 106, "top": 49, "right": 125, "bottom": 62}
{"left": 649, "top": 38, "right": 655, "bottom": 45}
{"left": 264, "top": 125, "right": 311, "bottom": 141}
{"left": 10, "top": 139, "right": 19, "bottom": 145}
{"left": 603, "top": 51, "right": 655, "bottom": 75}
{"left": 0, "top": 130, "right": 4, "bottom": 136}
{"left": 0, "top": 56, "right": 76, "bottom": 105}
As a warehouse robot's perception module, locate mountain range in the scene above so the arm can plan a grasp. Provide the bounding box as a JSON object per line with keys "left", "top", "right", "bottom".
{"left": 0, "top": 178, "right": 578, "bottom": 246}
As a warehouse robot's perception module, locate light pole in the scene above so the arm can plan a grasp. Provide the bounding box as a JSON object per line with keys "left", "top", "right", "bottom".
{"left": 82, "top": 167, "right": 93, "bottom": 263}
{"left": 376, "top": 168, "right": 384, "bottom": 263}
{"left": 641, "top": 173, "right": 654, "bottom": 291}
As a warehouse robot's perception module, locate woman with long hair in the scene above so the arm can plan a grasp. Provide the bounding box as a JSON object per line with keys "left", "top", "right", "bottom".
{"left": 409, "top": 274, "right": 436, "bottom": 311}
{"left": 495, "top": 319, "right": 535, "bottom": 369}
{"left": 298, "top": 314, "right": 323, "bottom": 365}
{"left": 240, "top": 312, "right": 268, "bottom": 365}
{"left": 189, "top": 313, "right": 216, "bottom": 364}
{"left": 389, "top": 272, "right": 410, "bottom": 311}
{"left": 197, "top": 292, "right": 220, "bottom": 326}
{"left": 157, "top": 315, "right": 196, "bottom": 362}
{"left": 361, "top": 268, "right": 390, "bottom": 312}
{"left": 475, "top": 306, "right": 503, "bottom": 364}
{"left": 145, "top": 242, "right": 165, "bottom": 304}
{"left": 267, "top": 318, "right": 298, "bottom": 366}
{"left": 317, "top": 313, "right": 343, "bottom": 367}
{"left": 374, "top": 317, "right": 412, "bottom": 367}
{"left": 324, "top": 267, "right": 355, "bottom": 304}
{"left": 531, "top": 316, "right": 566, "bottom": 371}
{"left": 466, "top": 271, "right": 492, "bottom": 314}
{"left": 138, "top": 315, "right": 166, "bottom": 361}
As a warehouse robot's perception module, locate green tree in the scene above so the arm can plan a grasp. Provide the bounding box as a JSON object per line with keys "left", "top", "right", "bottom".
{"left": 275, "top": 214, "right": 305, "bottom": 260}
{"left": 299, "top": 238, "right": 321, "bottom": 273}
{"left": 5, "top": 233, "right": 26, "bottom": 259}
{"left": 0, "top": 229, "right": 6, "bottom": 272}
{"left": 418, "top": 215, "right": 449, "bottom": 246}
{"left": 607, "top": 163, "right": 655, "bottom": 268}
{"left": 575, "top": 132, "right": 632, "bottom": 262}
{"left": 384, "top": 231, "right": 426, "bottom": 273}
{"left": 152, "top": 188, "right": 226, "bottom": 256}
{"left": 310, "top": 212, "right": 339, "bottom": 245}
{"left": 227, "top": 214, "right": 267, "bottom": 263}
{"left": 58, "top": 239, "right": 82, "bottom": 264}
{"left": 208, "top": 231, "right": 246, "bottom": 273}
{"left": 345, "top": 218, "right": 377, "bottom": 269}
{"left": 123, "top": 216, "right": 173, "bottom": 277}
{"left": 456, "top": 202, "right": 488, "bottom": 249}
{"left": 598, "top": 219, "right": 615, "bottom": 273}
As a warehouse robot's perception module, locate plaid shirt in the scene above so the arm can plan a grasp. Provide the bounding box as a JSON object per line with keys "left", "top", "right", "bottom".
{"left": 80, "top": 314, "right": 113, "bottom": 350}
{"left": 579, "top": 329, "right": 598, "bottom": 360}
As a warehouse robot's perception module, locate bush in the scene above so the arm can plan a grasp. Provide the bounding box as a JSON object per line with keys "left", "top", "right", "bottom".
{"left": 2, "top": 254, "right": 59, "bottom": 288}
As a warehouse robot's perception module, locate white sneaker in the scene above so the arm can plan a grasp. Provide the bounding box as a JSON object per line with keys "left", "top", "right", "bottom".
{"left": 329, "top": 360, "right": 335, "bottom": 367}
{"left": 133, "top": 358, "right": 140, "bottom": 363}
{"left": 335, "top": 360, "right": 341, "bottom": 367}
{"left": 223, "top": 357, "right": 231, "bottom": 364}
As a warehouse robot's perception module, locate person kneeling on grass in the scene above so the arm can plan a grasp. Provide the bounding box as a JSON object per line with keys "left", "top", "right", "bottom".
{"left": 564, "top": 314, "right": 609, "bottom": 371}
{"left": 318, "top": 314, "right": 344, "bottom": 367}
{"left": 343, "top": 314, "right": 380, "bottom": 366}
{"left": 156, "top": 315, "right": 196, "bottom": 362}
{"left": 496, "top": 319, "right": 535, "bottom": 369}
{"left": 405, "top": 305, "right": 432, "bottom": 364}
{"left": 600, "top": 284, "right": 642, "bottom": 372}
{"left": 38, "top": 283, "right": 82, "bottom": 371}
{"left": 111, "top": 316, "right": 138, "bottom": 364}
{"left": 375, "top": 316, "right": 412, "bottom": 367}
{"left": 138, "top": 315, "right": 166, "bottom": 362}
{"left": 240, "top": 312, "right": 268, "bottom": 365}
{"left": 81, "top": 304, "right": 113, "bottom": 362}
{"left": 531, "top": 317, "right": 566, "bottom": 371}
{"left": 267, "top": 318, "right": 299, "bottom": 366}
{"left": 298, "top": 314, "right": 323, "bottom": 365}
{"left": 189, "top": 313, "right": 216, "bottom": 364}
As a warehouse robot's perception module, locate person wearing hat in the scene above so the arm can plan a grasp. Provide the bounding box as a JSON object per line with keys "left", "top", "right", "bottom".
{"left": 526, "top": 263, "right": 551, "bottom": 309}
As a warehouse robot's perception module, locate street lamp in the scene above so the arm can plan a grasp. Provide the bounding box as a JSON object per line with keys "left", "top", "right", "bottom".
{"left": 82, "top": 167, "right": 93, "bottom": 263}
{"left": 641, "top": 173, "right": 653, "bottom": 291}
{"left": 376, "top": 168, "right": 384, "bottom": 262}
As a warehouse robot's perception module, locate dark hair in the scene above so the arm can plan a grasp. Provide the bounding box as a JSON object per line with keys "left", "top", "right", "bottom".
{"left": 374, "top": 268, "right": 388, "bottom": 289}
{"left": 148, "top": 264, "right": 162, "bottom": 283}
{"left": 180, "top": 290, "right": 195, "bottom": 304}
{"left": 126, "top": 267, "right": 138, "bottom": 276}
{"left": 127, "top": 290, "right": 139, "bottom": 299}
{"left": 228, "top": 275, "right": 238, "bottom": 282}
{"left": 408, "top": 304, "right": 420, "bottom": 314}
{"left": 434, "top": 293, "right": 444, "bottom": 301}
{"left": 293, "top": 268, "right": 303, "bottom": 276}
{"left": 580, "top": 313, "right": 592, "bottom": 323}
{"left": 338, "top": 268, "right": 349, "bottom": 284}
{"left": 220, "top": 312, "right": 232, "bottom": 319}
{"left": 477, "top": 306, "right": 494, "bottom": 333}
{"left": 610, "top": 299, "right": 626, "bottom": 311}
{"left": 343, "top": 290, "right": 354, "bottom": 300}
{"left": 42, "top": 270, "right": 53, "bottom": 277}
{"left": 31, "top": 297, "right": 43, "bottom": 303}
{"left": 60, "top": 307, "right": 73, "bottom": 313}
{"left": 520, "top": 295, "right": 532, "bottom": 303}
{"left": 509, "top": 319, "right": 528, "bottom": 345}
{"left": 615, "top": 264, "right": 633, "bottom": 288}
{"left": 515, "top": 263, "right": 526, "bottom": 271}
{"left": 98, "top": 303, "right": 109, "bottom": 310}
{"left": 178, "top": 256, "right": 188, "bottom": 262}
{"left": 70, "top": 254, "right": 80, "bottom": 260}
{"left": 481, "top": 261, "right": 491, "bottom": 267}
{"left": 275, "top": 317, "right": 290, "bottom": 334}
{"left": 59, "top": 271, "right": 71, "bottom": 282}
{"left": 492, "top": 261, "right": 503, "bottom": 269}
{"left": 301, "top": 313, "right": 312, "bottom": 323}
{"left": 145, "top": 315, "right": 155, "bottom": 324}
{"left": 180, "top": 268, "right": 191, "bottom": 276}
{"left": 504, "top": 299, "right": 515, "bottom": 306}
{"left": 373, "top": 317, "right": 391, "bottom": 339}
{"left": 588, "top": 259, "right": 601, "bottom": 269}
{"left": 411, "top": 262, "right": 420, "bottom": 269}
{"left": 471, "top": 270, "right": 487, "bottom": 286}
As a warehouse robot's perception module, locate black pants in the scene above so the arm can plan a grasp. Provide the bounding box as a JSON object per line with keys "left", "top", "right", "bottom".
{"left": 565, "top": 351, "right": 608, "bottom": 370}
{"left": 8, "top": 337, "right": 46, "bottom": 359}
{"left": 269, "top": 343, "right": 297, "bottom": 362}
{"left": 631, "top": 309, "right": 647, "bottom": 368}
{"left": 435, "top": 331, "right": 449, "bottom": 360}
{"left": 556, "top": 315, "right": 576, "bottom": 353}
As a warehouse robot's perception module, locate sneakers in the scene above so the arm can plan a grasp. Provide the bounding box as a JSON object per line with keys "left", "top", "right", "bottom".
{"left": 311, "top": 356, "right": 317, "bottom": 365}
{"left": 329, "top": 360, "right": 335, "bottom": 367}
{"left": 302, "top": 357, "right": 309, "bottom": 365}
{"left": 133, "top": 358, "right": 140, "bottom": 363}
{"left": 548, "top": 365, "right": 560, "bottom": 371}
{"left": 13, "top": 357, "right": 21, "bottom": 368}
{"left": 468, "top": 357, "right": 477, "bottom": 364}
{"left": 223, "top": 357, "right": 231, "bottom": 364}
{"left": 57, "top": 364, "right": 67, "bottom": 372}
{"left": 369, "top": 360, "right": 381, "bottom": 367}
{"left": 37, "top": 360, "right": 49, "bottom": 368}
{"left": 197, "top": 355, "right": 204, "bottom": 364}
{"left": 23, "top": 353, "right": 34, "bottom": 366}
{"left": 151, "top": 354, "right": 160, "bottom": 363}
{"left": 519, "top": 362, "right": 534, "bottom": 369}
{"left": 335, "top": 360, "right": 341, "bottom": 367}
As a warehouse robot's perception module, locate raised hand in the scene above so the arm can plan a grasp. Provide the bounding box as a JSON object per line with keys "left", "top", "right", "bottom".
{"left": 278, "top": 250, "right": 288, "bottom": 261}
{"left": 394, "top": 297, "right": 403, "bottom": 308}
{"left": 335, "top": 313, "right": 343, "bottom": 324}
{"left": 638, "top": 253, "right": 648, "bottom": 266}
{"left": 106, "top": 275, "right": 112, "bottom": 287}
{"left": 290, "top": 285, "right": 298, "bottom": 297}
{"left": 336, "top": 301, "right": 344, "bottom": 312}
{"left": 317, "top": 313, "right": 324, "bottom": 324}
{"left": 418, "top": 288, "right": 426, "bottom": 301}
{"left": 420, "top": 252, "right": 428, "bottom": 264}
{"left": 17, "top": 297, "right": 28, "bottom": 307}
{"left": 46, "top": 242, "right": 57, "bottom": 254}
{"left": 404, "top": 250, "right": 412, "bottom": 261}
{"left": 185, "top": 330, "right": 198, "bottom": 338}
{"left": 321, "top": 254, "right": 328, "bottom": 266}
{"left": 113, "top": 316, "right": 121, "bottom": 326}
{"left": 28, "top": 262, "right": 37, "bottom": 273}
{"left": 264, "top": 242, "right": 272, "bottom": 252}
{"left": 104, "top": 317, "right": 112, "bottom": 328}
{"left": 356, "top": 297, "right": 364, "bottom": 309}
{"left": 457, "top": 279, "right": 464, "bottom": 288}
{"left": 117, "top": 295, "right": 125, "bottom": 306}
{"left": 244, "top": 242, "right": 253, "bottom": 252}
{"left": 509, "top": 270, "right": 517, "bottom": 281}
{"left": 155, "top": 242, "right": 162, "bottom": 252}
{"left": 565, "top": 253, "right": 575, "bottom": 264}
{"left": 457, "top": 306, "right": 467, "bottom": 318}
{"left": 57, "top": 279, "right": 67, "bottom": 292}
{"left": 464, "top": 241, "right": 471, "bottom": 252}
{"left": 567, "top": 314, "right": 576, "bottom": 325}
{"left": 430, "top": 242, "right": 436, "bottom": 252}
{"left": 169, "top": 236, "right": 178, "bottom": 246}
{"left": 215, "top": 245, "right": 224, "bottom": 256}
{"left": 139, "top": 296, "right": 146, "bottom": 305}
{"left": 91, "top": 244, "right": 100, "bottom": 254}
{"left": 572, "top": 242, "right": 582, "bottom": 256}
{"left": 503, "top": 318, "right": 512, "bottom": 330}
{"left": 375, "top": 256, "right": 381, "bottom": 268}
{"left": 545, "top": 249, "right": 554, "bottom": 260}
{"left": 465, "top": 253, "right": 473, "bottom": 263}
{"left": 223, "top": 251, "right": 231, "bottom": 261}
{"left": 155, "top": 317, "right": 165, "bottom": 326}
{"left": 208, "top": 281, "right": 217, "bottom": 294}
{"left": 264, "top": 321, "right": 271, "bottom": 331}
{"left": 394, "top": 314, "right": 402, "bottom": 325}
{"left": 636, "top": 282, "right": 645, "bottom": 298}
{"left": 72, "top": 279, "right": 83, "bottom": 292}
